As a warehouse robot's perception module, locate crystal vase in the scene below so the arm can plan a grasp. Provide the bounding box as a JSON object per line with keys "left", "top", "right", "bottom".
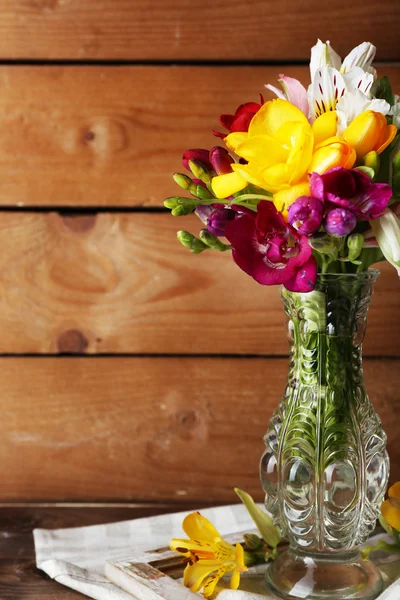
{"left": 260, "top": 270, "right": 389, "bottom": 600}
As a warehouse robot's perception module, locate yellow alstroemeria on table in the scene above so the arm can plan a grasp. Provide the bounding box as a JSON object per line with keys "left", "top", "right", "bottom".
{"left": 362, "top": 482, "right": 400, "bottom": 558}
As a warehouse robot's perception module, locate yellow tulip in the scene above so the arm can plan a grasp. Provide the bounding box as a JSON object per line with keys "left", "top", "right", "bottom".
{"left": 381, "top": 482, "right": 400, "bottom": 531}
{"left": 343, "top": 110, "right": 397, "bottom": 160}
{"left": 312, "top": 111, "right": 338, "bottom": 146}
{"left": 170, "top": 512, "right": 248, "bottom": 598}
{"left": 309, "top": 136, "right": 356, "bottom": 173}
{"left": 211, "top": 99, "right": 314, "bottom": 198}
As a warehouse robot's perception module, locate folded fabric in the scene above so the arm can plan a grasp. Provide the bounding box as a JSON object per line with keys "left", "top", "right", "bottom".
{"left": 34, "top": 504, "right": 400, "bottom": 600}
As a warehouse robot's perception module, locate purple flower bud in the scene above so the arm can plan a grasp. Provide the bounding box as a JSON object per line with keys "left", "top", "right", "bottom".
{"left": 207, "top": 207, "right": 236, "bottom": 236}
{"left": 182, "top": 149, "right": 212, "bottom": 171}
{"left": 287, "top": 196, "right": 323, "bottom": 235}
{"left": 209, "top": 146, "right": 234, "bottom": 175}
{"left": 324, "top": 208, "right": 357, "bottom": 236}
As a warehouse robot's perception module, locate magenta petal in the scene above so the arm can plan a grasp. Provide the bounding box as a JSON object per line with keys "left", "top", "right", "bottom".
{"left": 284, "top": 256, "right": 317, "bottom": 293}
{"left": 309, "top": 172, "right": 325, "bottom": 201}
{"left": 182, "top": 149, "right": 212, "bottom": 171}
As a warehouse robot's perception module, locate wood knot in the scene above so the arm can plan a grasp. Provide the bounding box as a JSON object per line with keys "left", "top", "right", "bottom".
{"left": 176, "top": 409, "right": 197, "bottom": 430}
{"left": 60, "top": 213, "right": 97, "bottom": 232}
{"left": 57, "top": 330, "right": 89, "bottom": 354}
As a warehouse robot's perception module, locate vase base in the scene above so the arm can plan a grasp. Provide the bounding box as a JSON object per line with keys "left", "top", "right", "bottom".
{"left": 265, "top": 548, "right": 383, "bottom": 600}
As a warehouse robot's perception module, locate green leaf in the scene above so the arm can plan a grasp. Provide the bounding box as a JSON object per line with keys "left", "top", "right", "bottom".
{"left": 371, "top": 76, "right": 395, "bottom": 106}
{"left": 234, "top": 488, "right": 281, "bottom": 548}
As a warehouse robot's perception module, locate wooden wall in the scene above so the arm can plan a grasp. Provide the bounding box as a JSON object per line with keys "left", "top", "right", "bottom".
{"left": 0, "top": 1, "right": 399, "bottom": 502}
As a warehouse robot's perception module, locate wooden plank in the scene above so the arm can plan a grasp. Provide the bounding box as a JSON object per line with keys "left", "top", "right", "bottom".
{"left": 0, "top": 212, "right": 398, "bottom": 356}
{"left": 0, "top": 65, "right": 398, "bottom": 207}
{"left": 0, "top": 357, "right": 398, "bottom": 501}
{"left": 0, "top": 1, "right": 397, "bottom": 60}
{"left": 0, "top": 504, "right": 189, "bottom": 600}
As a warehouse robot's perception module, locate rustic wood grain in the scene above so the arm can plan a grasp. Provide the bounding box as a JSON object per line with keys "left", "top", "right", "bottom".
{"left": 0, "top": 1, "right": 397, "bottom": 60}
{"left": 0, "top": 357, "right": 398, "bottom": 502}
{"left": 0, "top": 504, "right": 189, "bottom": 599}
{"left": 0, "top": 212, "right": 398, "bottom": 356}
{"left": 0, "top": 65, "right": 398, "bottom": 207}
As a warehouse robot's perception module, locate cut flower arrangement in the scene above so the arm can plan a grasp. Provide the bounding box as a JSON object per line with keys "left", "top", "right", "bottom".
{"left": 165, "top": 40, "right": 400, "bottom": 600}
{"left": 165, "top": 40, "right": 400, "bottom": 290}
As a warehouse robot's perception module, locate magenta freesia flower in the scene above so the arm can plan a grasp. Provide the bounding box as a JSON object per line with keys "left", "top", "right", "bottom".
{"left": 209, "top": 147, "right": 234, "bottom": 175}
{"left": 324, "top": 208, "right": 357, "bottom": 236}
{"left": 288, "top": 196, "right": 324, "bottom": 235}
{"left": 310, "top": 167, "right": 392, "bottom": 221}
{"left": 182, "top": 149, "right": 213, "bottom": 171}
{"left": 225, "top": 201, "right": 317, "bottom": 292}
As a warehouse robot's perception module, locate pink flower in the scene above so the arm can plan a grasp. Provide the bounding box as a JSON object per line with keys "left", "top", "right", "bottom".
{"left": 182, "top": 149, "right": 213, "bottom": 171}
{"left": 266, "top": 74, "right": 309, "bottom": 117}
{"left": 213, "top": 96, "right": 264, "bottom": 139}
{"left": 310, "top": 167, "right": 392, "bottom": 221}
{"left": 288, "top": 196, "right": 324, "bottom": 235}
{"left": 324, "top": 208, "right": 357, "bottom": 236}
{"left": 225, "top": 201, "right": 317, "bottom": 292}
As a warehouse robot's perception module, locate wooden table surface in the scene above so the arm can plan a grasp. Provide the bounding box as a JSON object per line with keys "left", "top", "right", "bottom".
{"left": 0, "top": 503, "right": 203, "bottom": 599}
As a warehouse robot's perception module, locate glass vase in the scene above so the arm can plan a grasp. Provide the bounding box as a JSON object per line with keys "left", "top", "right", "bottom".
{"left": 260, "top": 270, "right": 389, "bottom": 600}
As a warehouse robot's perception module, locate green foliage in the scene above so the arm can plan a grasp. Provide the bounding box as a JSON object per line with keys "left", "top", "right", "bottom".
{"left": 371, "top": 76, "right": 395, "bottom": 107}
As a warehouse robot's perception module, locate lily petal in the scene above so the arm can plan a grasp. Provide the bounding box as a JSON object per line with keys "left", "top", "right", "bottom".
{"left": 370, "top": 209, "right": 400, "bottom": 275}
{"left": 182, "top": 512, "right": 222, "bottom": 544}
{"left": 183, "top": 562, "right": 220, "bottom": 592}
{"left": 308, "top": 67, "right": 346, "bottom": 120}
{"left": 278, "top": 75, "right": 309, "bottom": 117}
{"left": 342, "top": 66, "right": 374, "bottom": 97}
{"left": 310, "top": 40, "right": 342, "bottom": 81}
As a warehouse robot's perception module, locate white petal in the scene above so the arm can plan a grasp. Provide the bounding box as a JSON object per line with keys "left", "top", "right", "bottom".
{"left": 310, "top": 39, "right": 341, "bottom": 82}
{"left": 335, "top": 90, "right": 369, "bottom": 131}
{"left": 342, "top": 67, "right": 374, "bottom": 97}
{"left": 367, "top": 98, "right": 391, "bottom": 116}
{"left": 265, "top": 83, "right": 286, "bottom": 100}
{"left": 309, "top": 67, "right": 346, "bottom": 119}
{"left": 370, "top": 209, "right": 400, "bottom": 273}
{"left": 389, "top": 102, "right": 400, "bottom": 128}
{"left": 340, "top": 42, "right": 376, "bottom": 74}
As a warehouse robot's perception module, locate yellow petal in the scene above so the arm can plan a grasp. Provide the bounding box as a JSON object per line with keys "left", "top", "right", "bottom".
{"left": 286, "top": 122, "right": 314, "bottom": 184}
{"left": 249, "top": 98, "right": 308, "bottom": 138}
{"left": 235, "top": 542, "right": 247, "bottom": 570}
{"left": 381, "top": 499, "right": 400, "bottom": 532}
{"left": 388, "top": 482, "right": 400, "bottom": 500}
{"left": 273, "top": 181, "right": 310, "bottom": 216}
{"left": 170, "top": 537, "right": 215, "bottom": 558}
{"left": 231, "top": 163, "right": 269, "bottom": 189}
{"left": 234, "top": 134, "right": 289, "bottom": 167}
{"left": 202, "top": 565, "right": 232, "bottom": 598}
{"left": 183, "top": 562, "right": 220, "bottom": 592}
{"left": 309, "top": 141, "right": 356, "bottom": 174}
{"left": 211, "top": 171, "right": 248, "bottom": 199}
{"left": 262, "top": 163, "right": 292, "bottom": 190}
{"left": 376, "top": 123, "right": 397, "bottom": 154}
{"left": 230, "top": 569, "right": 241, "bottom": 590}
{"left": 312, "top": 111, "right": 338, "bottom": 146}
{"left": 182, "top": 512, "right": 222, "bottom": 544}
{"left": 224, "top": 132, "right": 249, "bottom": 153}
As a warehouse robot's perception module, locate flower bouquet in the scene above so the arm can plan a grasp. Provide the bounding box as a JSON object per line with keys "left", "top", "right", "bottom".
{"left": 164, "top": 40, "right": 400, "bottom": 600}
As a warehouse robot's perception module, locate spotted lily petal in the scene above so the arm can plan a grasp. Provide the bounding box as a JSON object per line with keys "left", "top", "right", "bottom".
{"left": 342, "top": 67, "right": 374, "bottom": 97}
{"left": 308, "top": 67, "right": 346, "bottom": 120}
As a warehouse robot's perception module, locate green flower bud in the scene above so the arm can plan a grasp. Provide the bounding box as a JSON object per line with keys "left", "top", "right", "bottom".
{"left": 191, "top": 183, "right": 213, "bottom": 200}
{"left": 363, "top": 152, "right": 380, "bottom": 180}
{"left": 347, "top": 233, "right": 364, "bottom": 261}
{"left": 164, "top": 196, "right": 196, "bottom": 215}
{"left": 393, "top": 149, "right": 400, "bottom": 175}
{"left": 199, "top": 229, "right": 231, "bottom": 251}
{"left": 173, "top": 173, "right": 193, "bottom": 190}
{"left": 188, "top": 159, "right": 212, "bottom": 184}
{"left": 177, "top": 230, "right": 208, "bottom": 253}
{"left": 243, "top": 533, "right": 264, "bottom": 551}
{"left": 308, "top": 232, "right": 338, "bottom": 254}
{"left": 355, "top": 166, "right": 375, "bottom": 180}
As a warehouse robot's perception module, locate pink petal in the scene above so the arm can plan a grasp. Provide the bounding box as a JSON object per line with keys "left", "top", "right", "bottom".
{"left": 278, "top": 75, "right": 310, "bottom": 117}
{"left": 284, "top": 256, "right": 317, "bottom": 292}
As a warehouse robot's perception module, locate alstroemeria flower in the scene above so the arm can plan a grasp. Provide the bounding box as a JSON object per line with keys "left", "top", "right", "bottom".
{"left": 170, "top": 512, "right": 248, "bottom": 599}
{"left": 381, "top": 482, "right": 400, "bottom": 532}
{"left": 225, "top": 200, "right": 317, "bottom": 292}
{"left": 213, "top": 97, "right": 264, "bottom": 139}
{"left": 310, "top": 167, "right": 392, "bottom": 221}
{"left": 370, "top": 208, "right": 400, "bottom": 275}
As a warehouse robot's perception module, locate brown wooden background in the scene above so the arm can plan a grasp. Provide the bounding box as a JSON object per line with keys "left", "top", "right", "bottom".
{"left": 0, "top": 1, "right": 398, "bottom": 504}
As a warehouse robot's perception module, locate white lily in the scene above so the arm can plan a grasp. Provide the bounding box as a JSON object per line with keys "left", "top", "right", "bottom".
{"left": 307, "top": 40, "right": 382, "bottom": 124}
{"left": 370, "top": 209, "right": 400, "bottom": 276}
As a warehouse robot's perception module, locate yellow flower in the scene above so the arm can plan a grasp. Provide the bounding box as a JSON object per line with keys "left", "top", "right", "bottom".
{"left": 381, "top": 482, "right": 400, "bottom": 532}
{"left": 343, "top": 110, "right": 397, "bottom": 160}
{"left": 309, "top": 136, "right": 356, "bottom": 173}
{"left": 211, "top": 99, "right": 314, "bottom": 198}
{"left": 170, "top": 512, "right": 248, "bottom": 598}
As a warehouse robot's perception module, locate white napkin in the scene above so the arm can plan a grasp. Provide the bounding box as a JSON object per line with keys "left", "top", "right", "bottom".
{"left": 34, "top": 504, "right": 400, "bottom": 600}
